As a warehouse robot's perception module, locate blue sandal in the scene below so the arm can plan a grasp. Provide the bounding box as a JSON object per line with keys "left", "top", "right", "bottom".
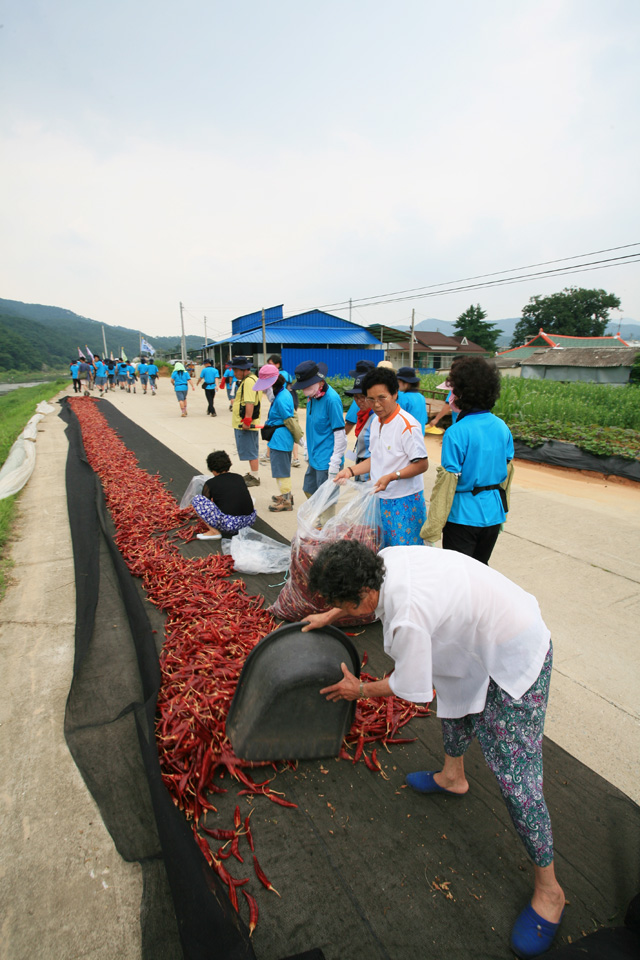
{"left": 510, "top": 902, "right": 564, "bottom": 958}
{"left": 405, "top": 771, "right": 462, "bottom": 795}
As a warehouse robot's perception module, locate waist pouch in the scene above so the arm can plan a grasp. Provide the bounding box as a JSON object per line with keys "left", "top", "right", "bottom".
{"left": 472, "top": 483, "right": 508, "bottom": 513}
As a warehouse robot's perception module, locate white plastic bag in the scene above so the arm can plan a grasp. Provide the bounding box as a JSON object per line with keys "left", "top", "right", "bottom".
{"left": 269, "top": 479, "right": 382, "bottom": 623}
{"left": 180, "top": 474, "right": 208, "bottom": 509}
{"left": 221, "top": 526, "right": 291, "bottom": 575}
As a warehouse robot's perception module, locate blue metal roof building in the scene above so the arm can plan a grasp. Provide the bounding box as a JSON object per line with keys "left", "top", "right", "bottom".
{"left": 206, "top": 307, "right": 384, "bottom": 377}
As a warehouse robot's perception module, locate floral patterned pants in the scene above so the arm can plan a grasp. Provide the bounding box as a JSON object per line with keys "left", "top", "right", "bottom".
{"left": 192, "top": 495, "right": 256, "bottom": 534}
{"left": 441, "top": 642, "right": 554, "bottom": 867}
{"left": 380, "top": 491, "right": 427, "bottom": 547}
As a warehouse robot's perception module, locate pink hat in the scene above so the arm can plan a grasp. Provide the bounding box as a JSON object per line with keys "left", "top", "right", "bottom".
{"left": 254, "top": 363, "right": 280, "bottom": 391}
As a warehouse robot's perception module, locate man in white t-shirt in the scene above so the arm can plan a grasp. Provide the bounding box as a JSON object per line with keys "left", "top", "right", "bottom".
{"left": 303, "top": 540, "right": 565, "bottom": 959}
{"left": 334, "top": 366, "right": 428, "bottom": 546}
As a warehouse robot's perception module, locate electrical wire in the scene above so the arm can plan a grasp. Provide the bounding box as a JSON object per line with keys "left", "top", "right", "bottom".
{"left": 320, "top": 252, "right": 640, "bottom": 314}
{"left": 317, "top": 242, "right": 640, "bottom": 311}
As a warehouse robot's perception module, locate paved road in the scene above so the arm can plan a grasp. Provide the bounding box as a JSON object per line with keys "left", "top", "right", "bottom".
{"left": 1, "top": 381, "right": 638, "bottom": 958}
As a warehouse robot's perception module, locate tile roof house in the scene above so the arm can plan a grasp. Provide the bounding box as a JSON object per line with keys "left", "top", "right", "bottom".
{"left": 520, "top": 347, "right": 639, "bottom": 384}
{"left": 495, "top": 329, "right": 629, "bottom": 366}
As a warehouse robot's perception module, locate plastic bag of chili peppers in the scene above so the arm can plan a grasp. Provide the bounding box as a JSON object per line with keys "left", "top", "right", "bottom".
{"left": 269, "top": 478, "right": 382, "bottom": 626}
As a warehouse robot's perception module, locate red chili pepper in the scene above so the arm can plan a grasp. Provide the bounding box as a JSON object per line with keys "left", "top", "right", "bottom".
{"left": 242, "top": 889, "right": 259, "bottom": 936}
{"left": 252, "top": 855, "right": 280, "bottom": 896}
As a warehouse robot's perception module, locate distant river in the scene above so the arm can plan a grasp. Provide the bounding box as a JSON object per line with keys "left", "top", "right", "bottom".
{"left": 0, "top": 381, "right": 48, "bottom": 396}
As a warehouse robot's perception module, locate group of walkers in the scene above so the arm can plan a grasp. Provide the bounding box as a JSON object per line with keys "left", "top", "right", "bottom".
{"left": 69, "top": 356, "right": 159, "bottom": 396}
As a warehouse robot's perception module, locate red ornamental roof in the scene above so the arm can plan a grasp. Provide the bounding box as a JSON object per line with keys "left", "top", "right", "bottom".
{"left": 497, "top": 328, "right": 629, "bottom": 357}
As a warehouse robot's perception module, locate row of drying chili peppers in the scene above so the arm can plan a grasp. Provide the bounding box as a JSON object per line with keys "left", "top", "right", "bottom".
{"left": 68, "top": 397, "right": 430, "bottom": 934}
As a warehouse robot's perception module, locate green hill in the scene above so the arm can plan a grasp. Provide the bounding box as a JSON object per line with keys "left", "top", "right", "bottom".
{"left": 0, "top": 298, "right": 204, "bottom": 372}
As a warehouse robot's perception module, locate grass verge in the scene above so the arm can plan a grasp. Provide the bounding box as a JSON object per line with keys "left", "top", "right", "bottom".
{"left": 0, "top": 380, "right": 67, "bottom": 599}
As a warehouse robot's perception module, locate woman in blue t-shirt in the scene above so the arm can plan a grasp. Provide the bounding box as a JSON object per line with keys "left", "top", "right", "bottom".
{"left": 423, "top": 357, "right": 514, "bottom": 565}
{"left": 396, "top": 366, "right": 428, "bottom": 434}
{"left": 171, "top": 362, "right": 194, "bottom": 417}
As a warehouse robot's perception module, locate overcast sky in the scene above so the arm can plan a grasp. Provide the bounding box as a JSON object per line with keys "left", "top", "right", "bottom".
{"left": 1, "top": 0, "right": 639, "bottom": 342}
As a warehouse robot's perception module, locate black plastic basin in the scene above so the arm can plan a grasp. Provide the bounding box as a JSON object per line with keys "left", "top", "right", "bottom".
{"left": 226, "top": 621, "right": 361, "bottom": 762}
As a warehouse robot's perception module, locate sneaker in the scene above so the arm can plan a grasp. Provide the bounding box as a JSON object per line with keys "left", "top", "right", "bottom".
{"left": 260, "top": 454, "right": 270, "bottom": 464}
{"left": 291, "top": 459, "right": 300, "bottom": 467}
{"left": 269, "top": 496, "right": 293, "bottom": 512}
{"left": 244, "top": 474, "right": 260, "bottom": 487}
{"left": 271, "top": 494, "right": 294, "bottom": 504}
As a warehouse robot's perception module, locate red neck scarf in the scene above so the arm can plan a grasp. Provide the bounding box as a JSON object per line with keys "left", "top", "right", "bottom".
{"left": 355, "top": 408, "right": 372, "bottom": 437}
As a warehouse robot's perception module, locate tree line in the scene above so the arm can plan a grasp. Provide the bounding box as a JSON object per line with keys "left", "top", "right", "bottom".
{"left": 452, "top": 287, "right": 622, "bottom": 354}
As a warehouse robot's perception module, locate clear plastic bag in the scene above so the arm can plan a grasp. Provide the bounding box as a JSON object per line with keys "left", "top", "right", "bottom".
{"left": 180, "top": 474, "right": 208, "bottom": 509}
{"left": 269, "top": 478, "right": 382, "bottom": 624}
{"left": 221, "top": 527, "right": 291, "bottom": 575}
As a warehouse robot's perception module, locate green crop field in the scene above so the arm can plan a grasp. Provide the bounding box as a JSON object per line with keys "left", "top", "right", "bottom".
{"left": 328, "top": 373, "right": 640, "bottom": 462}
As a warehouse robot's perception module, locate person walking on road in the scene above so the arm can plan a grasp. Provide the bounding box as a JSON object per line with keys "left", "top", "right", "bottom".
{"left": 147, "top": 360, "right": 159, "bottom": 395}
{"left": 171, "top": 361, "right": 194, "bottom": 417}
{"left": 231, "top": 356, "right": 261, "bottom": 487}
{"left": 197, "top": 359, "right": 220, "bottom": 416}
{"left": 253, "top": 363, "right": 296, "bottom": 511}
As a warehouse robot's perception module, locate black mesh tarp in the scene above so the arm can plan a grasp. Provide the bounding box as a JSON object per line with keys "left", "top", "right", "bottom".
{"left": 60, "top": 398, "right": 640, "bottom": 959}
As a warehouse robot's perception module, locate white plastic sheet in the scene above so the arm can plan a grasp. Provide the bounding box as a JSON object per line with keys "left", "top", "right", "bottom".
{"left": 0, "top": 408, "right": 52, "bottom": 499}
{"left": 221, "top": 527, "right": 291, "bottom": 574}
{"left": 180, "top": 474, "right": 208, "bottom": 509}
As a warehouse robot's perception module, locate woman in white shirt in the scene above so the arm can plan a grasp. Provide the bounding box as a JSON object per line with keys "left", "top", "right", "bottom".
{"left": 303, "top": 540, "right": 565, "bottom": 959}
{"left": 333, "top": 367, "right": 429, "bottom": 546}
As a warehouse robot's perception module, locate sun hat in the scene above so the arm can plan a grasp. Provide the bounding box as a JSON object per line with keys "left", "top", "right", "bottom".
{"left": 349, "top": 359, "right": 375, "bottom": 378}
{"left": 344, "top": 375, "right": 366, "bottom": 396}
{"left": 173, "top": 362, "right": 186, "bottom": 372}
{"left": 231, "top": 355, "right": 253, "bottom": 370}
{"left": 396, "top": 366, "right": 420, "bottom": 384}
{"left": 436, "top": 380, "right": 449, "bottom": 391}
{"left": 254, "top": 363, "right": 280, "bottom": 392}
{"left": 292, "top": 360, "right": 329, "bottom": 390}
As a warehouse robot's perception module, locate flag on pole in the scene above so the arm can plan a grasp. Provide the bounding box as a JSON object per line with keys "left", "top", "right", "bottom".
{"left": 77, "top": 347, "right": 85, "bottom": 359}
{"left": 121, "top": 348, "right": 128, "bottom": 362}
{"left": 140, "top": 337, "right": 156, "bottom": 355}
{"left": 85, "top": 345, "right": 94, "bottom": 361}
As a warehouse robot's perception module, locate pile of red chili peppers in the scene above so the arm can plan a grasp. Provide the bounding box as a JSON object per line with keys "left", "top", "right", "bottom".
{"left": 69, "top": 397, "right": 430, "bottom": 933}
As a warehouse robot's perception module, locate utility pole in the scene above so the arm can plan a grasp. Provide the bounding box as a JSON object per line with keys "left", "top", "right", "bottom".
{"left": 102, "top": 325, "right": 108, "bottom": 359}
{"left": 179, "top": 301, "right": 186, "bottom": 363}
{"left": 261, "top": 307, "right": 267, "bottom": 363}
{"left": 204, "top": 316, "right": 208, "bottom": 363}
{"left": 349, "top": 298, "right": 352, "bottom": 323}
{"left": 409, "top": 308, "right": 415, "bottom": 368}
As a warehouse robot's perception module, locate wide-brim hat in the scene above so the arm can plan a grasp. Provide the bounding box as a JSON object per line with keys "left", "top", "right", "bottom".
{"left": 292, "top": 360, "right": 328, "bottom": 390}
{"left": 436, "top": 380, "right": 449, "bottom": 391}
{"left": 344, "top": 375, "right": 366, "bottom": 396}
{"left": 349, "top": 359, "right": 375, "bottom": 378}
{"left": 397, "top": 366, "right": 420, "bottom": 385}
{"left": 231, "top": 355, "right": 253, "bottom": 371}
{"left": 254, "top": 363, "right": 280, "bottom": 391}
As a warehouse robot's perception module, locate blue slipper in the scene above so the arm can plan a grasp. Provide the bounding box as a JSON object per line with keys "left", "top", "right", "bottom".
{"left": 405, "top": 771, "right": 462, "bottom": 795}
{"left": 510, "top": 902, "right": 564, "bottom": 958}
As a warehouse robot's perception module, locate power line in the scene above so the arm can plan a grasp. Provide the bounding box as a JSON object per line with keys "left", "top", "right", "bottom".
{"left": 320, "top": 252, "right": 640, "bottom": 313}
{"left": 317, "top": 242, "right": 640, "bottom": 312}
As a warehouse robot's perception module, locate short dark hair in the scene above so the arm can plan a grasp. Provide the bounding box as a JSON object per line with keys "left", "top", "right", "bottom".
{"left": 206, "top": 450, "right": 232, "bottom": 473}
{"left": 447, "top": 357, "right": 501, "bottom": 412}
{"left": 361, "top": 367, "right": 399, "bottom": 396}
{"left": 267, "top": 354, "right": 282, "bottom": 367}
{"left": 272, "top": 374, "right": 286, "bottom": 396}
{"left": 308, "top": 541, "right": 386, "bottom": 606}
